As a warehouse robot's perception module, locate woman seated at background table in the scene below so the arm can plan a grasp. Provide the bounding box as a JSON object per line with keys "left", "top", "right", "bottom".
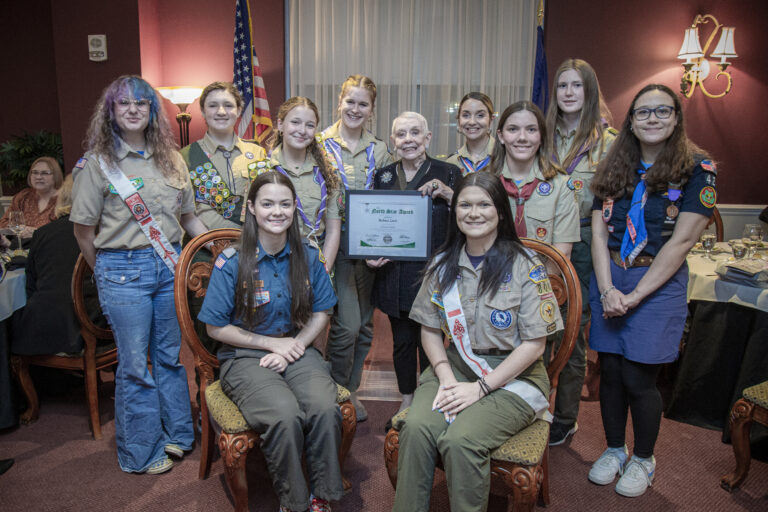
{"left": 198, "top": 171, "right": 342, "bottom": 512}
{"left": 368, "top": 111, "right": 460, "bottom": 420}
{"left": 490, "top": 101, "right": 579, "bottom": 259}
{"left": 392, "top": 172, "right": 562, "bottom": 512}
{"left": 443, "top": 92, "right": 495, "bottom": 175}
{"left": 11, "top": 175, "right": 87, "bottom": 355}
{"left": 588, "top": 83, "right": 716, "bottom": 497}
{"left": 0, "top": 156, "right": 63, "bottom": 237}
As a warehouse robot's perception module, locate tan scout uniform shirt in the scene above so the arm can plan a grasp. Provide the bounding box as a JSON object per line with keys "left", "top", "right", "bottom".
{"left": 322, "top": 121, "right": 392, "bottom": 189}
{"left": 409, "top": 248, "right": 563, "bottom": 396}
{"left": 555, "top": 126, "right": 616, "bottom": 220}
{"left": 182, "top": 133, "right": 267, "bottom": 230}
{"left": 70, "top": 141, "right": 195, "bottom": 249}
{"left": 502, "top": 161, "right": 580, "bottom": 244}
{"left": 269, "top": 146, "right": 343, "bottom": 240}
{"left": 442, "top": 137, "right": 495, "bottom": 173}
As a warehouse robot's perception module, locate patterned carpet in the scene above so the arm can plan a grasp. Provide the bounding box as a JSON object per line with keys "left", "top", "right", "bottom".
{"left": 1, "top": 311, "right": 767, "bottom": 511}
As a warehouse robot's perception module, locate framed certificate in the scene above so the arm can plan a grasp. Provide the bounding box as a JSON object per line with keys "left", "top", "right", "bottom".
{"left": 343, "top": 190, "right": 432, "bottom": 261}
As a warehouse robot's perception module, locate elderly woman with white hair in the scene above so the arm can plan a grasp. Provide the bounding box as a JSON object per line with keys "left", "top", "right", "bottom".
{"left": 368, "top": 112, "right": 461, "bottom": 421}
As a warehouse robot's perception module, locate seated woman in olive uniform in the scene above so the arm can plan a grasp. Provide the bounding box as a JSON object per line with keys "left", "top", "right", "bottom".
{"left": 198, "top": 171, "right": 342, "bottom": 512}
{"left": 392, "top": 172, "right": 563, "bottom": 512}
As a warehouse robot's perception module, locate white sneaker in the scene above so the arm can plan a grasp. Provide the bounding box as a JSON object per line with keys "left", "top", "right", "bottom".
{"left": 588, "top": 446, "right": 629, "bottom": 485}
{"left": 615, "top": 455, "right": 655, "bottom": 497}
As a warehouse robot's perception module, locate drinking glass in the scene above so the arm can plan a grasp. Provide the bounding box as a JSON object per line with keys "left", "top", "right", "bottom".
{"left": 700, "top": 233, "right": 716, "bottom": 260}
{"left": 743, "top": 224, "right": 762, "bottom": 259}
{"left": 8, "top": 211, "right": 25, "bottom": 251}
{"left": 732, "top": 243, "right": 747, "bottom": 260}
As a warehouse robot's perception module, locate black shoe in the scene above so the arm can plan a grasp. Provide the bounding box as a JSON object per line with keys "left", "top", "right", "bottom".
{"left": 0, "top": 458, "right": 14, "bottom": 475}
{"left": 548, "top": 422, "right": 578, "bottom": 446}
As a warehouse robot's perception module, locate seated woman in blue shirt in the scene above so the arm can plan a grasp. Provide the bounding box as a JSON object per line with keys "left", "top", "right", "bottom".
{"left": 198, "top": 170, "right": 342, "bottom": 512}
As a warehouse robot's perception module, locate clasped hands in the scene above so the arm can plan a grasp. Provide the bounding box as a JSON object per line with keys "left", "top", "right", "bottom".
{"left": 260, "top": 337, "right": 305, "bottom": 373}
{"left": 601, "top": 288, "right": 642, "bottom": 318}
{"left": 432, "top": 380, "right": 482, "bottom": 423}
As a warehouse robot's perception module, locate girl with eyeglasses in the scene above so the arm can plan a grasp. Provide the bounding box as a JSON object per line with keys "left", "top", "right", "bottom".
{"left": 587, "top": 84, "right": 716, "bottom": 497}
{"left": 543, "top": 59, "right": 616, "bottom": 446}
{"left": 71, "top": 75, "right": 208, "bottom": 475}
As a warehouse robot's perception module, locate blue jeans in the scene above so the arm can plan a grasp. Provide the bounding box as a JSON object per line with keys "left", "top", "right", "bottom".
{"left": 94, "top": 246, "right": 193, "bottom": 472}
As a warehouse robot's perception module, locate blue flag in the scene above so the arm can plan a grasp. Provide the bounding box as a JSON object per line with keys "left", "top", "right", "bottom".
{"left": 531, "top": 25, "right": 548, "bottom": 112}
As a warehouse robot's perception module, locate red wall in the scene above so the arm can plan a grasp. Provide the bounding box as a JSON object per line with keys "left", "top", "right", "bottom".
{"left": 50, "top": 0, "right": 143, "bottom": 170}
{"left": 546, "top": 0, "right": 768, "bottom": 205}
{"left": 0, "top": 0, "right": 61, "bottom": 145}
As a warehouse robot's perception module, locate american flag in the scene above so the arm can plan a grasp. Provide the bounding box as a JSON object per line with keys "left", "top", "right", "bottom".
{"left": 233, "top": 0, "right": 272, "bottom": 143}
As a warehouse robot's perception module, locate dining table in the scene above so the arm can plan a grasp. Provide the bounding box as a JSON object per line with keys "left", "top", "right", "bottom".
{"left": 665, "top": 245, "right": 768, "bottom": 449}
{"left": 1, "top": 267, "right": 27, "bottom": 429}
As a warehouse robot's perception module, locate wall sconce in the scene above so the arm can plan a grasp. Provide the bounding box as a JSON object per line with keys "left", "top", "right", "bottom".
{"left": 157, "top": 86, "right": 204, "bottom": 147}
{"left": 677, "top": 14, "right": 737, "bottom": 99}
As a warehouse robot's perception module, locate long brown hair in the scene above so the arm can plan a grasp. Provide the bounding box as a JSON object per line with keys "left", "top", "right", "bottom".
{"left": 490, "top": 101, "right": 561, "bottom": 180}
{"left": 84, "top": 75, "right": 182, "bottom": 184}
{"left": 266, "top": 96, "right": 340, "bottom": 189}
{"left": 234, "top": 171, "right": 313, "bottom": 330}
{"left": 591, "top": 84, "right": 709, "bottom": 199}
{"left": 545, "top": 59, "right": 613, "bottom": 170}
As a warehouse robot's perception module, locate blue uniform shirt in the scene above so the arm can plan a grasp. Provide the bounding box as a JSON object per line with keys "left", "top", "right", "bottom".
{"left": 198, "top": 240, "right": 337, "bottom": 361}
{"left": 592, "top": 158, "right": 717, "bottom": 256}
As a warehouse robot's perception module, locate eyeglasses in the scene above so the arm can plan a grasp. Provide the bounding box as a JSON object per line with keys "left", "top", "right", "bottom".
{"left": 632, "top": 105, "right": 675, "bottom": 121}
{"left": 30, "top": 170, "right": 53, "bottom": 176}
{"left": 115, "top": 98, "right": 151, "bottom": 112}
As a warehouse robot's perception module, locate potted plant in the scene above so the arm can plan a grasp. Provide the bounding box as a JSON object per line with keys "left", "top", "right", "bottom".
{"left": 0, "top": 131, "right": 64, "bottom": 196}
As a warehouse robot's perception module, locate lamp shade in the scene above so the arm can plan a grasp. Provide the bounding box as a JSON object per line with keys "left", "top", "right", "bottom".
{"left": 156, "top": 87, "right": 204, "bottom": 108}
{"left": 678, "top": 27, "right": 704, "bottom": 60}
{"left": 711, "top": 27, "right": 737, "bottom": 58}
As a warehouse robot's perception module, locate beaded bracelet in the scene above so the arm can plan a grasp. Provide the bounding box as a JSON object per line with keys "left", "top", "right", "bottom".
{"left": 599, "top": 285, "right": 617, "bottom": 302}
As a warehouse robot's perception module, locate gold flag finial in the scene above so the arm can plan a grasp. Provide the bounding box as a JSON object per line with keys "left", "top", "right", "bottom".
{"left": 537, "top": 0, "right": 545, "bottom": 27}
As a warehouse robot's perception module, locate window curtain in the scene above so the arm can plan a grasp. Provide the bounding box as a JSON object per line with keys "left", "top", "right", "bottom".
{"left": 287, "top": 0, "right": 538, "bottom": 157}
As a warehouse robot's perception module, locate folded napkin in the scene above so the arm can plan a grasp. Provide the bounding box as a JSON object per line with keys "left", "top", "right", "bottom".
{"left": 715, "top": 259, "right": 768, "bottom": 288}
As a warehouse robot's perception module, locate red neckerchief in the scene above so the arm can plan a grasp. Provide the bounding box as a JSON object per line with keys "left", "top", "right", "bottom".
{"left": 501, "top": 176, "right": 541, "bottom": 237}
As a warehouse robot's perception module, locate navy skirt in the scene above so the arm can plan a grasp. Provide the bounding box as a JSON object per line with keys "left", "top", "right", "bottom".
{"left": 589, "top": 260, "right": 688, "bottom": 364}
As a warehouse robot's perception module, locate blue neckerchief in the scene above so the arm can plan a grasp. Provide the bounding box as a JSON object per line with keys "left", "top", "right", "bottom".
{"left": 620, "top": 162, "right": 651, "bottom": 266}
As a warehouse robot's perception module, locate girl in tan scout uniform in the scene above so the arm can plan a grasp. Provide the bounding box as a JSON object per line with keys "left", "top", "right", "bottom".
{"left": 392, "top": 172, "right": 562, "bottom": 512}
{"left": 491, "top": 101, "right": 579, "bottom": 258}
{"left": 181, "top": 82, "right": 267, "bottom": 229}
{"left": 443, "top": 92, "right": 496, "bottom": 175}
{"left": 321, "top": 75, "right": 392, "bottom": 421}
{"left": 266, "top": 97, "right": 342, "bottom": 270}
{"left": 71, "top": 75, "right": 208, "bottom": 475}
{"left": 543, "top": 59, "right": 616, "bottom": 446}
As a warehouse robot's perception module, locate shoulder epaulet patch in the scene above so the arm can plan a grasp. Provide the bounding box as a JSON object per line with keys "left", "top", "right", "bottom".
{"left": 700, "top": 159, "right": 717, "bottom": 175}
{"left": 75, "top": 157, "right": 88, "bottom": 169}
{"left": 214, "top": 247, "right": 236, "bottom": 269}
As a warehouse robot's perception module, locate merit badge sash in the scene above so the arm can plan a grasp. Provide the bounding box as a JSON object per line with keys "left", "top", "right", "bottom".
{"left": 98, "top": 156, "right": 179, "bottom": 274}
{"left": 441, "top": 279, "right": 551, "bottom": 420}
{"left": 458, "top": 155, "right": 490, "bottom": 175}
{"left": 187, "top": 142, "right": 242, "bottom": 225}
{"left": 323, "top": 137, "right": 376, "bottom": 190}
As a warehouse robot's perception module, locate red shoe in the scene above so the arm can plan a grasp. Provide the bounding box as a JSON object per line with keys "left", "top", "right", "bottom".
{"left": 310, "top": 496, "right": 331, "bottom": 512}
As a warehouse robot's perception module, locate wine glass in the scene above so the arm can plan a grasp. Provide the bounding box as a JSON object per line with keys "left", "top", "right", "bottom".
{"left": 700, "top": 233, "right": 716, "bottom": 260}
{"left": 743, "top": 224, "right": 762, "bottom": 259}
{"left": 8, "top": 211, "right": 25, "bottom": 252}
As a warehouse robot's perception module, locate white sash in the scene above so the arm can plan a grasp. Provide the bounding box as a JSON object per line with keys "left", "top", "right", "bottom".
{"left": 99, "top": 156, "right": 179, "bottom": 274}
{"left": 441, "top": 280, "right": 552, "bottom": 421}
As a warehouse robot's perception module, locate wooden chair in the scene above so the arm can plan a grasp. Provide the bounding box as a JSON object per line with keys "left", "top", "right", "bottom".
{"left": 174, "top": 229, "right": 357, "bottom": 512}
{"left": 11, "top": 255, "right": 116, "bottom": 439}
{"left": 383, "top": 239, "right": 581, "bottom": 512}
{"left": 720, "top": 380, "right": 768, "bottom": 492}
{"left": 707, "top": 205, "right": 724, "bottom": 241}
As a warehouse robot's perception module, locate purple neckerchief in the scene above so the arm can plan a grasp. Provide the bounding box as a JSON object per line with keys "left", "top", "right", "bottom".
{"left": 323, "top": 137, "right": 376, "bottom": 190}
{"left": 458, "top": 155, "right": 491, "bottom": 176}
{"left": 273, "top": 165, "right": 327, "bottom": 234}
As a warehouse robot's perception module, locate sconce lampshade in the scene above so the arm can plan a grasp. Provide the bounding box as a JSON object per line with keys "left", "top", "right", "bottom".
{"left": 678, "top": 27, "right": 704, "bottom": 60}
{"left": 711, "top": 27, "right": 738, "bottom": 58}
{"left": 156, "top": 86, "right": 204, "bottom": 111}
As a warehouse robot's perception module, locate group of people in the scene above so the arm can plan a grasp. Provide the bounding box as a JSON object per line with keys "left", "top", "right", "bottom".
{"left": 0, "top": 55, "right": 714, "bottom": 512}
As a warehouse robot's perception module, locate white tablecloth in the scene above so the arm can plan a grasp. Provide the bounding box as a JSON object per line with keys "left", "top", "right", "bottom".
{"left": 0, "top": 268, "right": 26, "bottom": 321}
{"left": 687, "top": 253, "right": 768, "bottom": 313}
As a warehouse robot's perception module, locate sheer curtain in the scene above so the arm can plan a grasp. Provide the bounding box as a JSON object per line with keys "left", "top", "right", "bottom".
{"left": 287, "top": 0, "right": 537, "bottom": 156}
